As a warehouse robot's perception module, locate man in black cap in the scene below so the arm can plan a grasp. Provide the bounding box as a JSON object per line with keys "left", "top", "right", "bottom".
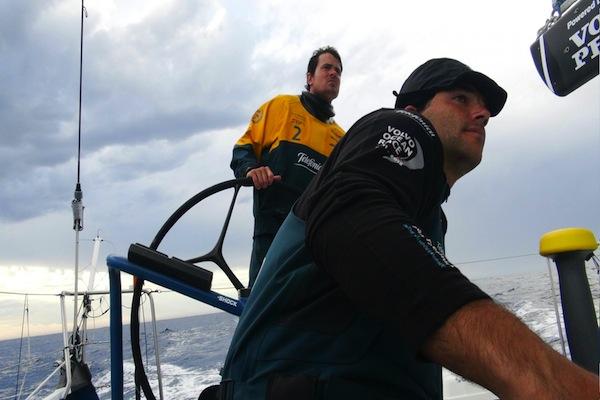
{"left": 218, "top": 58, "right": 597, "bottom": 399}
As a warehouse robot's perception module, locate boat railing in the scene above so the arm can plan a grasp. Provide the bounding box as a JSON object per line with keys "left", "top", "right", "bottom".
{"left": 11, "top": 288, "right": 161, "bottom": 400}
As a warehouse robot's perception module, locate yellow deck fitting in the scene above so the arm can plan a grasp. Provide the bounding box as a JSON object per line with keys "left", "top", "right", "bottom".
{"left": 539, "top": 227, "right": 598, "bottom": 257}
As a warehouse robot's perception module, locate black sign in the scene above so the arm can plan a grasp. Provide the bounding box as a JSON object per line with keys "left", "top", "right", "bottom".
{"left": 531, "top": 0, "right": 599, "bottom": 96}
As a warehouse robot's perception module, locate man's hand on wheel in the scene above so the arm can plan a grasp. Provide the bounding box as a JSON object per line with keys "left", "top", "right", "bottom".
{"left": 246, "top": 166, "right": 282, "bottom": 189}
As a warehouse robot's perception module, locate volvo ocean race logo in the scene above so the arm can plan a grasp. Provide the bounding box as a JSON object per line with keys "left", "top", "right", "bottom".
{"left": 377, "top": 125, "right": 424, "bottom": 170}
{"left": 295, "top": 152, "right": 322, "bottom": 174}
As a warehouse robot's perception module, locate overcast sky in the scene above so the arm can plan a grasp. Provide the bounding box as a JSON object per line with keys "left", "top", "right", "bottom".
{"left": 1, "top": 0, "right": 598, "bottom": 339}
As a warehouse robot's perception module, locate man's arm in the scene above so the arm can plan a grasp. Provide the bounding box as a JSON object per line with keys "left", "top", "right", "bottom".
{"left": 230, "top": 99, "right": 283, "bottom": 189}
{"left": 422, "top": 299, "right": 598, "bottom": 399}
{"left": 230, "top": 144, "right": 259, "bottom": 179}
{"left": 230, "top": 144, "right": 281, "bottom": 189}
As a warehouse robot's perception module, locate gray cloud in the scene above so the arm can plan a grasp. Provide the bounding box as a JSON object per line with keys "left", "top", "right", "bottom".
{"left": 0, "top": 0, "right": 308, "bottom": 222}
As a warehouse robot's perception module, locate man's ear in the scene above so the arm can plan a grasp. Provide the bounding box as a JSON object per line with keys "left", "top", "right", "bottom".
{"left": 404, "top": 105, "right": 418, "bottom": 113}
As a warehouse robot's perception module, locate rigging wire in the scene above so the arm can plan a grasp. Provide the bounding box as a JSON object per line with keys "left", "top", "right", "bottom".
{"left": 546, "top": 258, "right": 567, "bottom": 356}
{"left": 18, "top": 296, "right": 32, "bottom": 400}
{"left": 454, "top": 252, "right": 538, "bottom": 266}
{"left": 142, "top": 293, "right": 150, "bottom": 365}
{"left": 88, "top": 296, "right": 110, "bottom": 318}
{"left": 591, "top": 255, "right": 600, "bottom": 319}
{"left": 14, "top": 295, "right": 29, "bottom": 400}
{"left": 592, "top": 254, "right": 600, "bottom": 282}
{"left": 0, "top": 252, "right": 549, "bottom": 296}
{"left": 0, "top": 291, "right": 62, "bottom": 296}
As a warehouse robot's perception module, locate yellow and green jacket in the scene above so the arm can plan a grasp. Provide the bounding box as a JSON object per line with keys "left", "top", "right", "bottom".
{"left": 231, "top": 94, "right": 344, "bottom": 235}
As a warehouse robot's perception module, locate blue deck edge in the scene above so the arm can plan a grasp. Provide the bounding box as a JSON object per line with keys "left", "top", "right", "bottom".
{"left": 106, "top": 254, "right": 246, "bottom": 399}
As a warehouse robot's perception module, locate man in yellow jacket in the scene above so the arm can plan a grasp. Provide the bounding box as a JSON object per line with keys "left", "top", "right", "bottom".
{"left": 230, "top": 46, "right": 345, "bottom": 288}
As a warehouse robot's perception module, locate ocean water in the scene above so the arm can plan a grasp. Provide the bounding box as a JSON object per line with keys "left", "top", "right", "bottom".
{"left": 1, "top": 268, "right": 598, "bottom": 399}
{"left": 0, "top": 312, "right": 237, "bottom": 399}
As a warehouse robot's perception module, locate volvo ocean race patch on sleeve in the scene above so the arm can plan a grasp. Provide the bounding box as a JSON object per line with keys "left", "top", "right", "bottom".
{"left": 376, "top": 125, "right": 424, "bottom": 170}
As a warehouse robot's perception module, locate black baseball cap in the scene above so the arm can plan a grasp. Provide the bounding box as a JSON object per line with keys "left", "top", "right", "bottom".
{"left": 393, "top": 58, "right": 507, "bottom": 117}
